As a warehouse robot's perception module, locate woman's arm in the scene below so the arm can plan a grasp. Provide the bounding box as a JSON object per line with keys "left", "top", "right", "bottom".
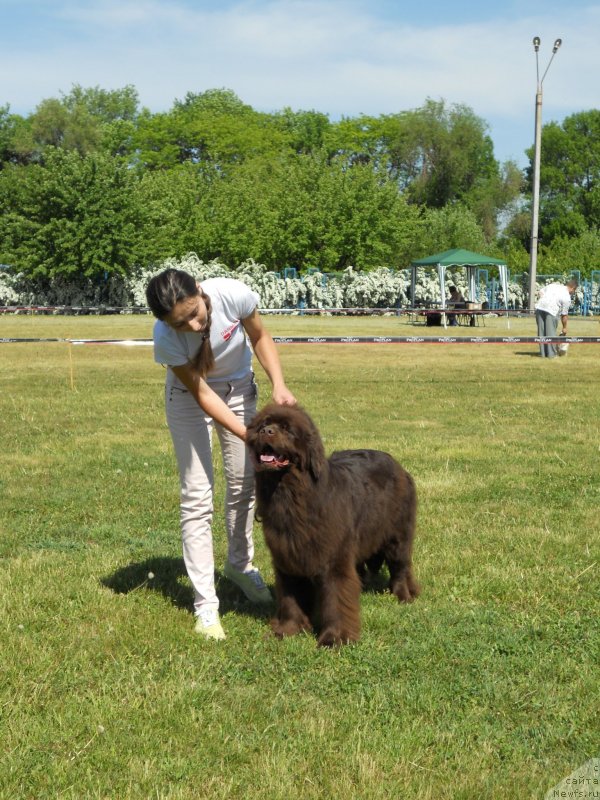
{"left": 242, "top": 309, "right": 296, "bottom": 406}
{"left": 171, "top": 362, "right": 247, "bottom": 440}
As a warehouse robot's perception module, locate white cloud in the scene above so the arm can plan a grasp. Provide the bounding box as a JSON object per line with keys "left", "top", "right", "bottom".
{"left": 2, "top": 0, "right": 599, "bottom": 163}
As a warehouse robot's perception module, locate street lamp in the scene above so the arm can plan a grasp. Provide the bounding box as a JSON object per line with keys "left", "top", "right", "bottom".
{"left": 528, "top": 36, "right": 562, "bottom": 312}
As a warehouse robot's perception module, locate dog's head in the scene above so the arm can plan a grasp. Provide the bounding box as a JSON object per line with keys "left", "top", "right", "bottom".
{"left": 246, "top": 404, "right": 326, "bottom": 481}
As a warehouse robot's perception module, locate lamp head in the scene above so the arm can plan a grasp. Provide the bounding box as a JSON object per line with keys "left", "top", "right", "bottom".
{"left": 533, "top": 36, "right": 541, "bottom": 51}
{"left": 553, "top": 38, "right": 562, "bottom": 53}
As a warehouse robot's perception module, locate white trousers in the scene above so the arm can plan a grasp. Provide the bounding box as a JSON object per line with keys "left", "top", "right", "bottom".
{"left": 165, "top": 371, "right": 258, "bottom": 616}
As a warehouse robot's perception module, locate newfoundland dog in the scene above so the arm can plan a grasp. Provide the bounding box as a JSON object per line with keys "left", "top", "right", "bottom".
{"left": 246, "top": 404, "right": 419, "bottom": 647}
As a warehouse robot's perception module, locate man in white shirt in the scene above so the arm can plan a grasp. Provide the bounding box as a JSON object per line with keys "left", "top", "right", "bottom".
{"left": 534, "top": 279, "right": 577, "bottom": 358}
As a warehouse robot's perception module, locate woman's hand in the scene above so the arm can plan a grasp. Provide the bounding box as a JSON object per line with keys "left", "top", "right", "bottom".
{"left": 272, "top": 385, "right": 297, "bottom": 406}
{"left": 243, "top": 310, "right": 297, "bottom": 408}
{"left": 171, "top": 362, "right": 248, "bottom": 440}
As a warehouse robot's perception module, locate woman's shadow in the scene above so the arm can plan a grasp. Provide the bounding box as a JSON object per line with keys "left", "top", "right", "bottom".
{"left": 101, "top": 556, "right": 272, "bottom": 618}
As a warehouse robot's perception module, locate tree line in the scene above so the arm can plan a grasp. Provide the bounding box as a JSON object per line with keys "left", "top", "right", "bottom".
{"left": 0, "top": 86, "right": 598, "bottom": 281}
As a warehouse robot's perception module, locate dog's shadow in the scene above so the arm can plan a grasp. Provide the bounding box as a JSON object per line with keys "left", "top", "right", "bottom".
{"left": 360, "top": 569, "right": 391, "bottom": 595}
{"left": 101, "top": 556, "right": 272, "bottom": 619}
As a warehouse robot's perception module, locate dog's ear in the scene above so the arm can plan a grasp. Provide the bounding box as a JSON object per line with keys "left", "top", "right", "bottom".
{"left": 303, "top": 421, "right": 326, "bottom": 482}
{"left": 246, "top": 406, "right": 270, "bottom": 448}
{"left": 245, "top": 414, "right": 258, "bottom": 448}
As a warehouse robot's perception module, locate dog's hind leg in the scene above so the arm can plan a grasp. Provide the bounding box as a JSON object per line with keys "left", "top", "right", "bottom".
{"left": 271, "top": 571, "right": 314, "bottom": 638}
{"left": 385, "top": 474, "right": 420, "bottom": 602}
{"left": 385, "top": 535, "right": 420, "bottom": 603}
{"left": 387, "top": 558, "right": 420, "bottom": 602}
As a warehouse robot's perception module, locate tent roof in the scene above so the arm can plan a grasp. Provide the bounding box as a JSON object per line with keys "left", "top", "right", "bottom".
{"left": 410, "top": 248, "right": 507, "bottom": 267}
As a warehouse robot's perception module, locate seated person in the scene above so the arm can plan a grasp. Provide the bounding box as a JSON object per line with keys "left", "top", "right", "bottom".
{"left": 447, "top": 285, "right": 464, "bottom": 325}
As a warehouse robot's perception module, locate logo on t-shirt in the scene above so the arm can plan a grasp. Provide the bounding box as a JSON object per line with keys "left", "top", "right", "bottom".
{"left": 221, "top": 321, "right": 240, "bottom": 341}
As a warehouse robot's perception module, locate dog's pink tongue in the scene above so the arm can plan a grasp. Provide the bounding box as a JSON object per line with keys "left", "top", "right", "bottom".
{"left": 261, "top": 454, "right": 276, "bottom": 463}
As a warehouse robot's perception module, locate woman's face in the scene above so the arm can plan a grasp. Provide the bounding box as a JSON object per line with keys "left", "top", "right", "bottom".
{"left": 164, "top": 291, "right": 209, "bottom": 333}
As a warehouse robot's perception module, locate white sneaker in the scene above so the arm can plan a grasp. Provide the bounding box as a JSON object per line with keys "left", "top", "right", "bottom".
{"left": 194, "top": 608, "right": 226, "bottom": 640}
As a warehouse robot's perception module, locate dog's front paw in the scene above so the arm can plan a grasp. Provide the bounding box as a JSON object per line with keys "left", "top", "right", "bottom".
{"left": 271, "top": 617, "right": 312, "bottom": 639}
{"left": 317, "top": 628, "right": 357, "bottom": 648}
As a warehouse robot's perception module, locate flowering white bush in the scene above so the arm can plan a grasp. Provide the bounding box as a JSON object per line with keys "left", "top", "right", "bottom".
{"left": 126, "top": 255, "right": 231, "bottom": 307}
{"left": 498, "top": 281, "right": 527, "bottom": 310}
{"left": 0, "top": 256, "right": 592, "bottom": 313}
{"left": 0, "top": 269, "right": 21, "bottom": 305}
{"left": 341, "top": 267, "right": 409, "bottom": 308}
{"left": 300, "top": 272, "right": 343, "bottom": 309}
{"left": 234, "top": 260, "right": 307, "bottom": 308}
{"left": 0, "top": 269, "right": 134, "bottom": 308}
{"left": 591, "top": 281, "right": 600, "bottom": 311}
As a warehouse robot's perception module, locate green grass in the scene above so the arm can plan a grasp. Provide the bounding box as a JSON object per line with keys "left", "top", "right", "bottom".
{"left": 1, "top": 314, "right": 598, "bottom": 799}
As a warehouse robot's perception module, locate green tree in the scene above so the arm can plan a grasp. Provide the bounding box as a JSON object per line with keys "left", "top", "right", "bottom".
{"left": 132, "top": 109, "right": 185, "bottom": 170}
{"left": 134, "top": 89, "right": 290, "bottom": 171}
{"left": 29, "top": 97, "right": 101, "bottom": 154}
{"left": 19, "top": 85, "right": 139, "bottom": 161}
{"left": 201, "top": 154, "right": 318, "bottom": 267}
{"left": 271, "top": 107, "right": 331, "bottom": 154}
{"left": 380, "top": 100, "right": 493, "bottom": 202}
{"left": 417, "top": 204, "right": 487, "bottom": 257}
{"left": 311, "top": 157, "right": 422, "bottom": 270}
{"left": 0, "top": 106, "right": 33, "bottom": 167}
{"left": 62, "top": 84, "right": 139, "bottom": 123}
{"left": 202, "top": 153, "right": 422, "bottom": 271}
{"left": 135, "top": 163, "right": 214, "bottom": 261}
{"left": 324, "top": 114, "right": 388, "bottom": 167}
{"left": 526, "top": 109, "right": 600, "bottom": 244}
{"left": 0, "top": 148, "right": 145, "bottom": 278}
{"left": 539, "top": 229, "right": 600, "bottom": 278}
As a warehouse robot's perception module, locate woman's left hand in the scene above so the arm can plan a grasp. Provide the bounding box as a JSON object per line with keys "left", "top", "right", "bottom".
{"left": 273, "top": 386, "right": 297, "bottom": 406}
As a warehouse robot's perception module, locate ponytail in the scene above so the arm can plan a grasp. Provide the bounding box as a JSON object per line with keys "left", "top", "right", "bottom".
{"left": 191, "top": 292, "right": 215, "bottom": 377}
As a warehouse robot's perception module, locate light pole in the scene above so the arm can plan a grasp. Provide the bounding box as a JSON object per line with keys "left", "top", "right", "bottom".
{"left": 528, "top": 36, "right": 562, "bottom": 312}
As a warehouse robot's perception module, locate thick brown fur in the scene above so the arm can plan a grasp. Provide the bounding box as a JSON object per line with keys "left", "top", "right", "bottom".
{"left": 246, "top": 404, "right": 420, "bottom": 647}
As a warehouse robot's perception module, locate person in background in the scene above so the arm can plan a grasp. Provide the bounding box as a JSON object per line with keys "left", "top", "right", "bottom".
{"left": 447, "top": 285, "right": 464, "bottom": 326}
{"left": 146, "top": 269, "right": 296, "bottom": 640}
{"left": 534, "top": 278, "right": 578, "bottom": 358}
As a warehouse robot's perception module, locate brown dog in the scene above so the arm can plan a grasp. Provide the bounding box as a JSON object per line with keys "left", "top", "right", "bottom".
{"left": 246, "top": 404, "right": 419, "bottom": 647}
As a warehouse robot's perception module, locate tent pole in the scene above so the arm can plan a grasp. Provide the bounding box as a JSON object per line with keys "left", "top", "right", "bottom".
{"left": 439, "top": 265, "right": 447, "bottom": 328}
{"left": 500, "top": 265, "right": 510, "bottom": 329}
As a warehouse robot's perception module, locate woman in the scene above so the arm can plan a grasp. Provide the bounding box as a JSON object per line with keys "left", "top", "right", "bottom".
{"left": 146, "top": 269, "right": 296, "bottom": 640}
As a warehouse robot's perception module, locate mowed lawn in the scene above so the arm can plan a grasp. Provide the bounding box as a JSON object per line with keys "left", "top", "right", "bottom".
{"left": 0, "top": 313, "right": 598, "bottom": 799}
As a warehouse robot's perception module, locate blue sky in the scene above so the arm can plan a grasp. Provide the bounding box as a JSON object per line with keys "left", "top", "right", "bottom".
{"left": 1, "top": 0, "right": 599, "bottom": 166}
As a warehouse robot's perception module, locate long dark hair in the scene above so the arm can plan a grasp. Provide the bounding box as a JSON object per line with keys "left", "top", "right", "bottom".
{"left": 146, "top": 269, "right": 215, "bottom": 376}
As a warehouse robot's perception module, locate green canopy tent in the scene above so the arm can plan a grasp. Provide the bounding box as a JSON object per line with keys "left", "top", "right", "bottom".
{"left": 410, "top": 248, "right": 509, "bottom": 328}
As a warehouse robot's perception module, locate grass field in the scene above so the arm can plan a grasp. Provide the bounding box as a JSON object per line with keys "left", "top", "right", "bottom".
{"left": 1, "top": 313, "right": 598, "bottom": 799}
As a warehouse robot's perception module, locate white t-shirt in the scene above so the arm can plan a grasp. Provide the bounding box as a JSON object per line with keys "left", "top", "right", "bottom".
{"left": 535, "top": 283, "right": 572, "bottom": 317}
{"left": 152, "top": 277, "right": 259, "bottom": 385}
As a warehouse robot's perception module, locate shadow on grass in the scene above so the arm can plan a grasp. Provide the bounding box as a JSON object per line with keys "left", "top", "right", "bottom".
{"left": 101, "top": 556, "right": 273, "bottom": 619}
{"left": 360, "top": 569, "right": 391, "bottom": 595}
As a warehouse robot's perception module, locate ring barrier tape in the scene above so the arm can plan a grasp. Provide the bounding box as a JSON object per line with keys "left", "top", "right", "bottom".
{"left": 2, "top": 336, "right": 599, "bottom": 346}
